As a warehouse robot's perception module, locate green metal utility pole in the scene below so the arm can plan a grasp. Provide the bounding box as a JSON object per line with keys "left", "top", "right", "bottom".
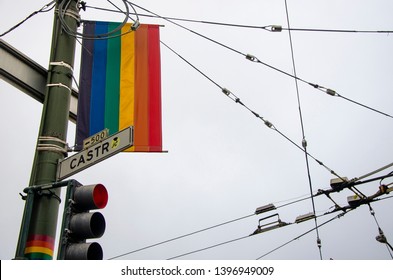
{"left": 15, "top": 0, "right": 80, "bottom": 259}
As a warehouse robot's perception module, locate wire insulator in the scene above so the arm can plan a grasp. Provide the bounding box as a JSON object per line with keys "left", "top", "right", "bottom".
{"left": 326, "top": 88, "right": 337, "bottom": 96}
{"left": 246, "top": 54, "right": 256, "bottom": 61}
{"left": 264, "top": 120, "right": 273, "bottom": 128}
{"left": 222, "top": 88, "right": 231, "bottom": 96}
{"left": 302, "top": 139, "right": 307, "bottom": 149}
{"left": 271, "top": 25, "right": 283, "bottom": 32}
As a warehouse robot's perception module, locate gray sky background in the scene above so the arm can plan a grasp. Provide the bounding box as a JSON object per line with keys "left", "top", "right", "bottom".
{"left": 1, "top": 0, "right": 393, "bottom": 260}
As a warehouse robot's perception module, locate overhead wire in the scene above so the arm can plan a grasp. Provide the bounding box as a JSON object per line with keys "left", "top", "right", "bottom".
{"left": 108, "top": 213, "right": 255, "bottom": 260}
{"left": 161, "top": 40, "right": 344, "bottom": 180}
{"left": 65, "top": 1, "right": 392, "bottom": 260}
{"left": 3, "top": 0, "right": 392, "bottom": 261}
{"left": 109, "top": 171, "right": 393, "bottom": 260}
{"left": 284, "top": 0, "right": 322, "bottom": 260}
{"left": 78, "top": 3, "right": 345, "bottom": 184}
{"left": 85, "top": 4, "right": 393, "bottom": 34}
{"left": 167, "top": 235, "right": 250, "bottom": 260}
{"left": 0, "top": 0, "right": 56, "bottom": 37}
{"left": 107, "top": 188, "right": 330, "bottom": 259}
{"left": 168, "top": 206, "right": 358, "bottom": 260}
{"left": 281, "top": 27, "right": 393, "bottom": 34}
{"left": 127, "top": 1, "right": 393, "bottom": 120}
{"left": 78, "top": 1, "right": 391, "bottom": 259}
{"left": 82, "top": 2, "right": 393, "bottom": 119}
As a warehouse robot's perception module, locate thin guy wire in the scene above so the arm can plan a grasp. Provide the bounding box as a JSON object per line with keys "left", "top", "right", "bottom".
{"left": 284, "top": 0, "right": 322, "bottom": 260}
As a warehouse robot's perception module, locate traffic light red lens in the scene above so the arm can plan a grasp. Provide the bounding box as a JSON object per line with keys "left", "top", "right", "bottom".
{"left": 93, "top": 184, "right": 108, "bottom": 209}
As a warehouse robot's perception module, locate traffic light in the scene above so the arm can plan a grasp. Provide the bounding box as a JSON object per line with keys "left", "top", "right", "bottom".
{"left": 58, "top": 180, "right": 108, "bottom": 260}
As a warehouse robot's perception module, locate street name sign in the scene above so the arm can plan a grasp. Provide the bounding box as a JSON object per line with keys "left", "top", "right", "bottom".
{"left": 57, "top": 126, "right": 133, "bottom": 180}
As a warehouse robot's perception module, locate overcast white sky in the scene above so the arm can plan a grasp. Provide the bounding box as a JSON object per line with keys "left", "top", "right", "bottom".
{"left": 1, "top": 0, "right": 393, "bottom": 260}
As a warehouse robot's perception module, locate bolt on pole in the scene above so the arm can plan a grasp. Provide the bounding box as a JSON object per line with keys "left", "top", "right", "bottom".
{"left": 15, "top": 0, "right": 80, "bottom": 260}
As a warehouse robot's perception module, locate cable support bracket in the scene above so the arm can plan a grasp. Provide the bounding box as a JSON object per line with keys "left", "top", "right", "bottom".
{"left": 58, "top": 7, "right": 81, "bottom": 23}
{"left": 50, "top": 61, "right": 74, "bottom": 72}
{"left": 46, "top": 83, "right": 72, "bottom": 93}
{"left": 36, "top": 136, "right": 69, "bottom": 156}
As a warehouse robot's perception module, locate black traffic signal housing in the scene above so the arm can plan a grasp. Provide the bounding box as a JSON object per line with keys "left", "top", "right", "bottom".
{"left": 57, "top": 180, "right": 108, "bottom": 260}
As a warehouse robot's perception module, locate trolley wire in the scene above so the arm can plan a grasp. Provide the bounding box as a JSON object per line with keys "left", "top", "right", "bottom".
{"left": 167, "top": 235, "right": 250, "bottom": 260}
{"left": 109, "top": 171, "right": 393, "bottom": 260}
{"left": 168, "top": 207, "right": 359, "bottom": 260}
{"left": 256, "top": 211, "right": 350, "bottom": 259}
{"left": 108, "top": 213, "right": 255, "bottom": 260}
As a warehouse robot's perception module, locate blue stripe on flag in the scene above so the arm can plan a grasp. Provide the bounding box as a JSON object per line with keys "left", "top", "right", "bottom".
{"left": 90, "top": 22, "right": 109, "bottom": 135}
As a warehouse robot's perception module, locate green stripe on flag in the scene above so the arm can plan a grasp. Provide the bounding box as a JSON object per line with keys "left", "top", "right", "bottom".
{"left": 105, "top": 22, "right": 121, "bottom": 136}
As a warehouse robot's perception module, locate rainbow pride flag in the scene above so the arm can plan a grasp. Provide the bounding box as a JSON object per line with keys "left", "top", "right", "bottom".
{"left": 76, "top": 21, "right": 162, "bottom": 152}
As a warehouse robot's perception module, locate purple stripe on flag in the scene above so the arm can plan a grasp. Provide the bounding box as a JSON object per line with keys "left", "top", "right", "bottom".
{"left": 75, "top": 21, "right": 95, "bottom": 150}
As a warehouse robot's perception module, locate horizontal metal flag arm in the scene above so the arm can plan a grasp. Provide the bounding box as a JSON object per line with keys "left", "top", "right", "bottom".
{"left": 0, "top": 39, "right": 78, "bottom": 123}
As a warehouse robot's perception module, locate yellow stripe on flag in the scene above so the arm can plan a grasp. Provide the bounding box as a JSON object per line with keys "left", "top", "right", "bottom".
{"left": 119, "top": 25, "right": 136, "bottom": 151}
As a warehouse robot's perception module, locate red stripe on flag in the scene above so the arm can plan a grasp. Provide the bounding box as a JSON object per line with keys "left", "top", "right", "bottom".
{"left": 148, "top": 25, "right": 162, "bottom": 152}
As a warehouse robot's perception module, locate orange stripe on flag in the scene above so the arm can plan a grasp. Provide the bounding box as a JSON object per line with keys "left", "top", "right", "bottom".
{"left": 134, "top": 25, "right": 150, "bottom": 152}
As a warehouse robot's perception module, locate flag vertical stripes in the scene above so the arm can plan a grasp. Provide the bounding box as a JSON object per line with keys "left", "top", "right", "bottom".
{"left": 76, "top": 21, "right": 162, "bottom": 152}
